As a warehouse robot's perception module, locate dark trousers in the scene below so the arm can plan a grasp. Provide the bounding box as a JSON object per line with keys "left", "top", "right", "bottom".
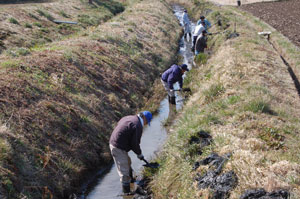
{"left": 184, "top": 32, "right": 192, "bottom": 39}
{"left": 192, "top": 36, "right": 198, "bottom": 51}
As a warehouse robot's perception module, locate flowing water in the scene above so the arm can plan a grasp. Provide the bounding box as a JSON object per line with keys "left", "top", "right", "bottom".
{"left": 80, "top": 5, "right": 195, "bottom": 199}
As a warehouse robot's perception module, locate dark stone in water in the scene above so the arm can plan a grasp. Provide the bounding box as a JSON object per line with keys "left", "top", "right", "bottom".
{"left": 240, "top": 188, "right": 289, "bottom": 199}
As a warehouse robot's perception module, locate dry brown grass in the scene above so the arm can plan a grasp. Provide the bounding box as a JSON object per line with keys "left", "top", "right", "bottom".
{"left": 0, "top": 0, "right": 181, "bottom": 198}
{"left": 0, "top": 0, "right": 125, "bottom": 56}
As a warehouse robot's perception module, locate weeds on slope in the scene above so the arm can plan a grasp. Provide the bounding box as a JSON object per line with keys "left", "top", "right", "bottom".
{"left": 150, "top": 1, "right": 300, "bottom": 199}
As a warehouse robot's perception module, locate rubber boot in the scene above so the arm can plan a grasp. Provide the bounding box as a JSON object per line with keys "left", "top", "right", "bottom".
{"left": 170, "top": 96, "right": 176, "bottom": 105}
{"left": 129, "top": 168, "right": 135, "bottom": 183}
{"left": 122, "top": 183, "right": 130, "bottom": 194}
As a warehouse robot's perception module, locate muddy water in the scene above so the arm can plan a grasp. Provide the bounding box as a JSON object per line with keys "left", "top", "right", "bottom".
{"left": 81, "top": 5, "right": 195, "bottom": 199}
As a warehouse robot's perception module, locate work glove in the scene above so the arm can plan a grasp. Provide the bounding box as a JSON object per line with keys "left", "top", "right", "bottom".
{"left": 137, "top": 154, "right": 144, "bottom": 160}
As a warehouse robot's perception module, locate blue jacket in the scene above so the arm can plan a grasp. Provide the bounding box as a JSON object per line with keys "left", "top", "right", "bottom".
{"left": 161, "top": 64, "right": 183, "bottom": 89}
{"left": 196, "top": 19, "right": 211, "bottom": 30}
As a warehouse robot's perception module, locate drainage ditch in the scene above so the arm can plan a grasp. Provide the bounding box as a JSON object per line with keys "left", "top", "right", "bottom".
{"left": 71, "top": 5, "right": 295, "bottom": 199}
{"left": 70, "top": 4, "right": 195, "bottom": 199}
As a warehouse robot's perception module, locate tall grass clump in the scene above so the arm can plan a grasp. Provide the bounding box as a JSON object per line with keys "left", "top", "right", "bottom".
{"left": 9, "top": 18, "right": 19, "bottom": 25}
{"left": 244, "top": 99, "right": 274, "bottom": 114}
{"left": 36, "top": 9, "right": 54, "bottom": 21}
{"left": 194, "top": 53, "right": 208, "bottom": 65}
{"left": 203, "top": 83, "right": 225, "bottom": 102}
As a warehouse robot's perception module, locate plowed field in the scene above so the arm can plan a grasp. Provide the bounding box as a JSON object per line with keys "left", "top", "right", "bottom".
{"left": 241, "top": 0, "right": 300, "bottom": 47}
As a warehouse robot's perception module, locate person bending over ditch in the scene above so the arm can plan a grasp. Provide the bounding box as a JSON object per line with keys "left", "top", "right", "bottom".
{"left": 195, "top": 30, "right": 208, "bottom": 55}
{"left": 161, "top": 64, "right": 189, "bottom": 105}
{"left": 109, "top": 111, "right": 153, "bottom": 194}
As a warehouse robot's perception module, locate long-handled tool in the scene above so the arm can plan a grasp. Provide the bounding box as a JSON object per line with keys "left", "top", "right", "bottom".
{"left": 173, "top": 88, "right": 191, "bottom": 92}
{"left": 141, "top": 158, "right": 160, "bottom": 169}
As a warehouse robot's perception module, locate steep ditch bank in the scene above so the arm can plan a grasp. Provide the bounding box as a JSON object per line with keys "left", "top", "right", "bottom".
{"left": 148, "top": 1, "right": 300, "bottom": 199}
{"left": 0, "top": 0, "right": 182, "bottom": 198}
{"left": 0, "top": 0, "right": 125, "bottom": 55}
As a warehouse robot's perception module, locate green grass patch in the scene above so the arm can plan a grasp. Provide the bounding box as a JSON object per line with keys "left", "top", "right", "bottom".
{"left": 8, "top": 18, "right": 19, "bottom": 25}
{"left": 36, "top": 9, "right": 54, "bottom": 21}
{"left": 1, "top": 60, "right": 20, "bottom": 69}
{"left": 227, "top": 95, "right": 240, "bottom": 105}
{"left": 59, "top": 10, "right": 70, "bottom": 18}
{"left": 24, "top": 23, "right": 32, "bottom": 28}
{"left": 92, "top": 0, "right": 125, "bottom": 15}
{"left": 244, "top": 100, "right": 274, "bottom": 115}
{"left": 194, "top": 53, "right": 208, "bottom": 65}
{"left": 258, "top": 127, "right": 285, "bottom": 149}
{"left": 33, "top": 22, "right": 42, "bottom": 27}
{"left": 203, "top": 83, "right": 225, "bottom": 102}
{"left": 28, "top": 13, "right": 39, "bottom": 20}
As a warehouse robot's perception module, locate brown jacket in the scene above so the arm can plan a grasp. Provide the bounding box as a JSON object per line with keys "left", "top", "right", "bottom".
{"left": 109, "top": 115, "right": 143, "bottom": 155}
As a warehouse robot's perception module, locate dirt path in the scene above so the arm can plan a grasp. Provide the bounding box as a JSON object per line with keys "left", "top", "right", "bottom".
{"left": 240, "top": 0, "right": 300, "bottom": 47}
{"left": 206, "top": 0, "right": 277, "bottom": 6}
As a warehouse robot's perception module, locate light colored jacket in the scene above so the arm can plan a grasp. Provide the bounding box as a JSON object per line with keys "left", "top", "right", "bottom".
{"left": 182, "top": 13, "right": 190, "bottom": 25}
{"left": 193, "top": 24, "right": 205, "bottom": 36}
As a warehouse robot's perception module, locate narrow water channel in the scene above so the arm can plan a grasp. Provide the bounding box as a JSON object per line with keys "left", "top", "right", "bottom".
{"left": 81, "top": 5, "right": 195, "bottom": 199}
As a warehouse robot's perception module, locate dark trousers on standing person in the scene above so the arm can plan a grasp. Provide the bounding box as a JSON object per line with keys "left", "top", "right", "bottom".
{"left": 184, "top": 33, "right": 192, "bottom": 40}
{"left": 192, "top": 36, "right": 198, "bottom": 52}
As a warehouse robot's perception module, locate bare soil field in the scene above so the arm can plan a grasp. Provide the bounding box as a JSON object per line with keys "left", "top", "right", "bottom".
{"left": 240, "top": 0, "right": 300, "bottom": 47}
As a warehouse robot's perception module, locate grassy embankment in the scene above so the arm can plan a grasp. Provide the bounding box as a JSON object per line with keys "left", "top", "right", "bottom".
{"left": 0, "top": 0, "right": 126, "bottom": 55}
{"left": 0, "top": 0, "right": 181, "bottom": 198}
{"left": 149, "top": 0, "right": 300, "bottom": 198}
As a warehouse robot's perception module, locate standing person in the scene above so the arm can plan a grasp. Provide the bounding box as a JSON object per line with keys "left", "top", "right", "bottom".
{"left": 182, "top": 10, "right": 191, "bottom": 40}
{"left": 161, "top": 64, "right": 189, "bottom": 105}
{"left": 109, "top": 111, "right": 153, "bottom": 194}
{"left": 196, "top": 15, "right": 211, "bottom": 30}
{"left": 192, "top": 21, "right": 205, "bottom": 52}
{"left": 195, "top": 30, "right": 208, "bottom": 55}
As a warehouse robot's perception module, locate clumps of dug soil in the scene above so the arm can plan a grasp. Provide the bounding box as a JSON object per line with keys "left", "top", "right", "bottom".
{"left": 240, "top": 188, "right": 289, "bottom": 199}
{"left": 194, "top": 153, "right": 238, "bottom": 199}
